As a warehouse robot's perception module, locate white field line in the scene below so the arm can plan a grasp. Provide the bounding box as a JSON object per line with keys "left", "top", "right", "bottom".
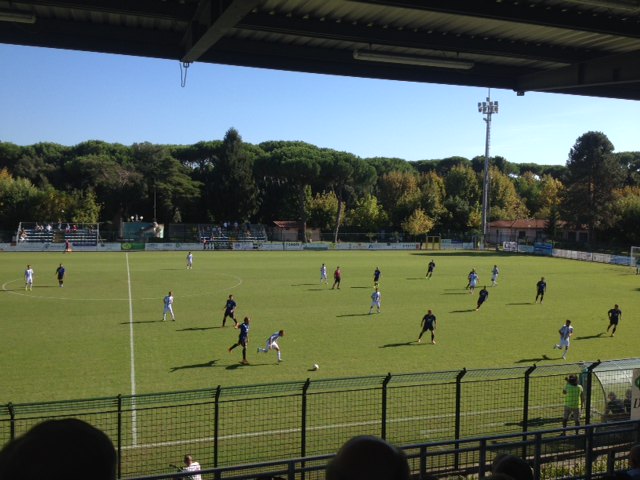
{"left": 126, "top": 253, "right": 138, "bottom": 446}
{"left": 121, "top": 402, "right": 562, "bottom": 451}
{"left": 0, "top": 274, "right": 242, "bottom": 301}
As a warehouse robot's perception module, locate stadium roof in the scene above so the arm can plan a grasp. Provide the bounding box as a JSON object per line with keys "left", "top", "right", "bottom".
{"left": 2, "top": 1, "right": 640, "bottom": 101}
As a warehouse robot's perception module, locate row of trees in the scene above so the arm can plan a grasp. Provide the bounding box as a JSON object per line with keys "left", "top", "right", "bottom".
{"left": 1, "top": 129, "right": 639, "bottom": 245}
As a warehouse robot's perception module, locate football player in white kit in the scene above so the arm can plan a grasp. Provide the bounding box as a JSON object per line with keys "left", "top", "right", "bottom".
{"left": 163, "top": 291, "right": 175, "bottom": 321}
{"left": 369, "top": 287, "right": 381, "bottom": 314}
{"left": 257, "top": 330, "right": 285, "bottom": 362}
{"left": 320, "top": 263, "right": 328, "bottom": 284}
{"left": 186, "top": 251, "right": 193, "bottom": 269}
{"left": 24, "top": 264, "right": 34, "bottom": 291}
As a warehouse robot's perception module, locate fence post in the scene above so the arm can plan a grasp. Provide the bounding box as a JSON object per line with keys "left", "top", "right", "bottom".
{"left": 478, "top": 437, "right": 487, "bottom": 478}
{"left": 522, "top": 364, "right": 537, "bottom": 458}
{"left": 300, "top": 379, "right": 311, "bottom": 480}
{"left": 381, "top": 373, "right": 392, "bottom": 440}
{"left": 533, "top": 431, "right": 542, "bottom": 480}
{"left": 585, "top": 424, "right": 594, "bottom": 479}
{"left": 8, "top": 403, "right": 15, "bottom": 441}
{"left": 454, "top": 368, "right": 467, "bottom": 470}
{"left": 585, "top": 360, "right": 600, "bottom": 425}
{"left": 214, "top": 385, "right": 221, "bottom": 473}
{"left": 117, "top": 395, "right": 122, "bottom": 480}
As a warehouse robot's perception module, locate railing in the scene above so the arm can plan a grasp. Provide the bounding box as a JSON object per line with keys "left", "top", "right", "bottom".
{"left": 125, "top": 420, "right": 640, "bottom": 480}
{"left": 1, "top": 359, "right": 638, "bottom": 479}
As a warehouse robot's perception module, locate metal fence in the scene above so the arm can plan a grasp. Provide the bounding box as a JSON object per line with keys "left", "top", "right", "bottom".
{"left": 124, "top": 420, "right": 640, "bottom": 480}
{"left": 1, "top": 359, "right": 638, "bottom": 479}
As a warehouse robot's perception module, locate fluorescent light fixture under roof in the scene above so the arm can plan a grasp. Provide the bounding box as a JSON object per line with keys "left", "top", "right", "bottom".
{"left": 0, "top": 9, "right": 36, "bottom": 24}
{"left": 353, "top": 49, "right": 474, "bottom": 70}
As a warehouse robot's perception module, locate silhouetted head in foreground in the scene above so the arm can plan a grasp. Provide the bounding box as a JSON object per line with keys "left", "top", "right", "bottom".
{"left": 492, "top": 453, "right": 534, "bottom": 480}
{"left": 326, "top": 435, "right": 409, "bottom": 480}
{"left": 0, "top": 418, "right": 116, "bottom": 480}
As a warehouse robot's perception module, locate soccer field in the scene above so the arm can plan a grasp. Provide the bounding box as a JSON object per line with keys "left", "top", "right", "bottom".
{"left": 1, "top": 250, "right": 637, "bottom": 404}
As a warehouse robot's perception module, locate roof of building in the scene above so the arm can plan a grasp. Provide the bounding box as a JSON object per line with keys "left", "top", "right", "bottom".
{"left": 2, "top": 1, "right": 640, "bottom": 100}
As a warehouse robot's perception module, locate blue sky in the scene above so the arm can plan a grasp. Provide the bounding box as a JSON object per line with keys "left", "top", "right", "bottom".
{"left": 1, "top": 43, "right": 638, "bottom": 166}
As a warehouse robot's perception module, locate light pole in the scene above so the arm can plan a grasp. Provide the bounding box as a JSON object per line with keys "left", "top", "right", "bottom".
{"left": 477, "top": 90, "right": 499, "bottom": 248}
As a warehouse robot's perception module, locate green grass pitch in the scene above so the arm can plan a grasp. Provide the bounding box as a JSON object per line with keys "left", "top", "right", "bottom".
{"left": 1, "top": 250, "right": 638, "bottom": 404}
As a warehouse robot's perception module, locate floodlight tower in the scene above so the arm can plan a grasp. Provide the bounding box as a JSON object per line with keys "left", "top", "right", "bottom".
{"left": 477, "top": 90, "right": 499, "bottom": 248}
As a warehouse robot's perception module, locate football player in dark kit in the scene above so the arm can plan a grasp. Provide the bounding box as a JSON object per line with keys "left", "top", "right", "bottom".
{"left": 417, "top": 310, "right": 437, "bottom": 344}
{"left": 476, "top": 286, "right": 489, "bottom": 310}
{"left": 426, "top": 260, "right": 435, "bottom": 278}
{"left": 228, "top": 316, "right": 250, "bottom": 364}
{"left": 607, "top": 304, "right": 622, "bottom": 337}
{"left": 535, "top": 277, "right": 547, "bottom": 303}
{"left": 222, "top": 294, "right": 237, "bottom": 327}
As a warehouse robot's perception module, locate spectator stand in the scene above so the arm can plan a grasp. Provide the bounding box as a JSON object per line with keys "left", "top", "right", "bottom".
{"left": 198, "top": 223, "right": 267, "bottom": 250}
{"left": 16, "top": 221, "right": 99, "bottom": 247}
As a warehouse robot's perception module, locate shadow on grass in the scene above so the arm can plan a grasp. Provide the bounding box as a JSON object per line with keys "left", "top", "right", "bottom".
{"left": 575, "top": 332, "right": 606, "bottom": 340}
{"left": 380, "top": 341, "right": 416, "bottom": 348}
{"left": 350, "top": 286, "right": 370, "bottom": 289}
{"left": 507, "top": 302, "right": 534, "bottom": 305}
{"left": 291, "top": 283, "right": 316, "bottom": 287}
{"left": 336, "top": 313, "right": 371, "bottom": 318}
{"left": 225, "top": 361, "right": 262, "bottom": 370}
{"left": 515, "top": 354, "right": 552, "bottom": 363}
{"left": 121, "top": 320, "right": 164, "bottom": 324}
{"left": 504, "top": 416, "right": 560, "bottom": 428}
{"left": 410, "top": 252, "right": 513, "bottom": 258}
{"left": 449, "top": 309, "right": 477, "bottom": 313}
{"left": 170, "top": 359, "right": 217, "bottom": 372}
{"left": 177, "top": 326, "right": 217, "bottom": 332}
{"left": 406, "top": 277, "right": 427, "bottom": 280}
{"left": 442, "top": 292, "right": 471, "bottom": 296}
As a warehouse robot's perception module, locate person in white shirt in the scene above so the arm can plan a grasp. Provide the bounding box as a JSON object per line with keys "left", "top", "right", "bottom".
{"left": 24, "top": 264, "right": 34, "bottom": 291}
{"left": 163, "top": 291, "right": 175, "bottom": 321}
{"left": 186, "top": 252, "right": 193, "bottom": 269}
{"left": 258, "top": 330, "right": 285, "bottom": 362}
{"left": 554, "top": 319, "right": 573, "bottom": 360}
{"left": 320, "top": 263, "right": 328, "bottom": 284}
{"left": 369, "top": 287, "right": 381, "bottom": 314}
{"left": 491, "top": 265, "right": 499, "bottom": 286}
{"left": 182, "top": 454, "right": 202, "bottom": 480}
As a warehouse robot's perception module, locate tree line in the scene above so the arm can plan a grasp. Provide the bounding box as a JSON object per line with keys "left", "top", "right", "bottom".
{"left": 1, "top": 128, "right": 639, "bottom": 245}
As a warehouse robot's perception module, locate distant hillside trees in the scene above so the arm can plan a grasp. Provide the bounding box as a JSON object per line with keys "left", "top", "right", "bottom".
{"left": 1, "top": 129, "right": 640, "bottom": 247}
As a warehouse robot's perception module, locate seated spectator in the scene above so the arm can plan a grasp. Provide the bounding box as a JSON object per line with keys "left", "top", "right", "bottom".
{"left": 46, "top": 223, "right": 52, "bottom": 232}
{"left": 182, "top": 454, "right": 202, "bottom": 480}
{"left": 629, "top": 444, "right": 640, "bottom": 480}
{"left": 625, "top": 389, "right": 633, "bottom": 415}
{"left": 0, "top": 418, "right": 116, "bottom": 480}
{"left": 492, "top": 453, "right": 534, "bottom": 480}
{"left": 326, "top": 435, "right": 409, "bottom": 480}
{"left": 607, "top": 392, "right": 626, "bottom": 421}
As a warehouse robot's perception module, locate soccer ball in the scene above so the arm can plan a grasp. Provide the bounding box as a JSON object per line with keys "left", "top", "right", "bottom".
{"left": 313, "top": 364, "right": 319, "bottom": 371}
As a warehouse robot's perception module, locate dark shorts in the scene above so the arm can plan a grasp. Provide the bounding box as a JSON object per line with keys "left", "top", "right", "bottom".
{"left": 224, "top": 309, "right": 235, "bottom": 317}
{"left": 609, "top": 318, "right": 619, "bottom": 325}
{"left": 238, "top": 335, "right": 248, "bottom": 346}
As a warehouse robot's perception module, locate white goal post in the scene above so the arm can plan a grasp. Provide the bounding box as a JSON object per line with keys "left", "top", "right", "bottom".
{"left": 630, "top": 246, "right": 640, "bottom": 272}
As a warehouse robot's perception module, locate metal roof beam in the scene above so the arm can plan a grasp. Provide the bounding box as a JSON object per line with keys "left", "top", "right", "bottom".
{"left": 516, "top": 49, "right": 640, "bottom": 92}
{"left": 352, "top": 0, "right": 640, "bottom": 39}
{"left": 0, "top": 18, "right": 183, "bottom": 59}
{"left": 11, "top": 0, "right": 197, "bottom": 22}
{"left": 239, "top": 11, "right": 587, "bottom": 65}
{"left": 195, "top": 37, "right": 520, "bottom": 89}
{"left": 181, "top": 0, "right": 261, "bottom": 63}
